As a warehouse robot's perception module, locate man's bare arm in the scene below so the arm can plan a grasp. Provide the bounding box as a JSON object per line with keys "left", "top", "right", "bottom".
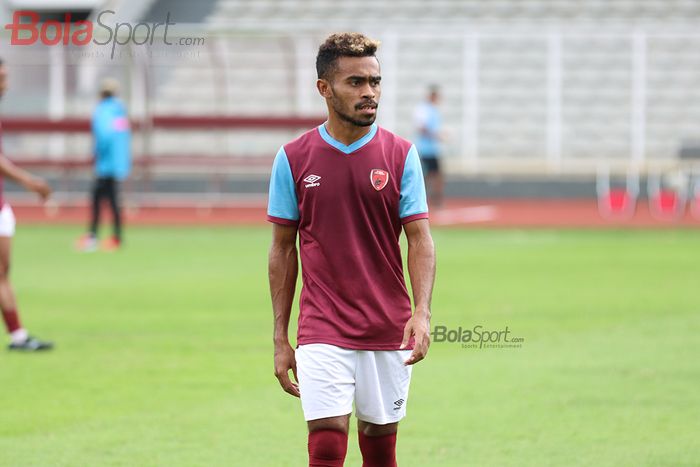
{"left": 0, "top": 155, "right": 51, "bottom": 200}
{"left": 268, "top": 223, "right": 300, "bottom": 397}
{"left": 400, "top": 218, "right": 436, "bottom": 365}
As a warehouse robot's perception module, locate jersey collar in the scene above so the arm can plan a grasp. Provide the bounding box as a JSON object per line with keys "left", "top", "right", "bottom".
{"left": 318, "top": 122, "right": 378, "bottom": 154}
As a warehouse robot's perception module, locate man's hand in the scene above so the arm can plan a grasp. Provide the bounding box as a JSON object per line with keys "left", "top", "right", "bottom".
{"left": 400, "top": 307, "right": 431, "bottom": 365}
{"left": 0, "top": 156, "right": 52, "bottom": 202}
{"left": 26, "top": 176, "right": 51, "bottom": 201}
{"left": 274, "top": 341, "right": 300, "bottom": 397}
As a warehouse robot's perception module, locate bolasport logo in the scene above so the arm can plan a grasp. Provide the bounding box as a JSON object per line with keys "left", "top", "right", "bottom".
{"left": 431, "top": 325, "right": 525, "bottom": 349}
{"left": 3, "top": 10, "right": 205, "bottom": 59}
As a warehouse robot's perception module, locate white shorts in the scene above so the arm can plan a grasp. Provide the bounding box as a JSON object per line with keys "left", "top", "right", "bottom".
{"left": 0, "top": 204, "right": 16, "bottom": 238}
{"left": 296, "top": 343, "right": 413, "bottom": 425}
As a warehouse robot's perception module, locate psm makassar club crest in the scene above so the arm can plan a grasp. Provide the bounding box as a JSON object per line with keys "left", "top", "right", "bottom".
{"left": 370, "top": 169, "right": 389, "bottom": 191}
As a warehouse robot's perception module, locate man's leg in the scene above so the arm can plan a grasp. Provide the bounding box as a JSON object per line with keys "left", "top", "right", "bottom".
{"left": 355, "top": 349, "right": 413, "bottom": 467}
{"left": 296, "top": 344, "right": 356, "bottom": 467}
{"left": 357, "top": 420, "right": 399, "bottom": 467}
{"left": 420, "top": 159, "right": 431, "bottom": 202}
{"left": 307, "top": 415, "right": 350, "bottom": 467}
{"left": 89, "top": 177, "right": 105, "bottom": 238}
{"left": 105, "top": 177, "right": 122, "bottom": 243}
{"left": 0, "top": 231, "right": 52, "bottom": 350}
{"left": 432, "top": 163, "right": 444, "bottom": 209}
{"left": 422, "top": 158, "right": 443, "bottom": 209}
{"left": 0, "top": 235, "right": 25, "bottom": 343}
{"left": 77, "top": 178, "right": 104, "bottom": 251}
{"left": 421, "top": 158, "right": 435, "bottom": 208}
{"left": 425, "top": 171, "right": 435, "bottom": 206}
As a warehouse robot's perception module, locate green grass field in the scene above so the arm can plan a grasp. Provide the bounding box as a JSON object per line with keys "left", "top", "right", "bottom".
{"left": 1, "top": 226, "right": 699, "bottom": 466}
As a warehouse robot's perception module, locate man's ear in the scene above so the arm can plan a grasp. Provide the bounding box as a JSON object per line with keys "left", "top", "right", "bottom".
{"left": 316, "top": 79, "right": 332, "bottom": 99}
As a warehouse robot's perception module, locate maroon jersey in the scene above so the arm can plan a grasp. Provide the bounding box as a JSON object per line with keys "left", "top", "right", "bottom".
{"left": 267, "top": 123, "right": 428, "bottom": 350}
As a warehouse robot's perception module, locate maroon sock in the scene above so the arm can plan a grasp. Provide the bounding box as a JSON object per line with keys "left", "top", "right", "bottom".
{"left": 1, "top": 308, "right": 22, "bottom": 333}
{"left": 358, "top": 431, "right": 397, "bottom": 467}
{"left": 308, "top": 429, "right": 348, "bottom": 467}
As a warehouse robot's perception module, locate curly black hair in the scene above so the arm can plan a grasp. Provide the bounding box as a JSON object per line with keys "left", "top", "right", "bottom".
{"left": 316, "top": 33, "right": 380, "bottom": 80}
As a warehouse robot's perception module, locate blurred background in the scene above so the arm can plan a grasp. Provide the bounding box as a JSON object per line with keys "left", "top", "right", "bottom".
{"left": 1, "top": 0, "right": 700, "bottom": 226}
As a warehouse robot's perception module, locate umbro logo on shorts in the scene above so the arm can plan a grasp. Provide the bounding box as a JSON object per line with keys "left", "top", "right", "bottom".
{"left": 304, "top": 174, "right": 321, "bottom": 188}
{"left": 393, "top": 398, "right": 405, "bottom": 410}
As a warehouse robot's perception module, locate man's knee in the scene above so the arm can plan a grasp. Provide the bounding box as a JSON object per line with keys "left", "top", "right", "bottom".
{"left": 358, "top": 421, "right": 399, "bottom": 467}
{"left": 307, "top": 416, "right": 350, "bottom": 467}
{"left": 308, "top": 429, "right": 348, "bottom": 467}
{"left": 308, "top": 415, "right": 350, "bottom": 434}
{"left": 358, "top": 420, "right": 398, "bottom": 436}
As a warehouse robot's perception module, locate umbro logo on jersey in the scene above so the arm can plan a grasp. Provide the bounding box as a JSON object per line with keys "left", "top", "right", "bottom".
{"left": 370, "top": 169, "right": 389, "bottom": 191}
{"left": 393, "top": 398, "right": 405, "bottom": 410}
{"left": 304, "top": 174, "right": 321, "bottom": 188}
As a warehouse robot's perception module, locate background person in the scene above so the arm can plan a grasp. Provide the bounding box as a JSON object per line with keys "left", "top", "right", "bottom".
{"left": 414, "top": 85, "right": 444, "bottom": 208}
{"left": 77, "top": 78, "right": 131, "bottom": 252}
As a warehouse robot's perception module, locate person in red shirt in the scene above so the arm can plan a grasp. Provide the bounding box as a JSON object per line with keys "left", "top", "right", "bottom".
{"left": 0, "top": 58, "right": 54, "bottom": 351}
{"left": 268, "top": 33, "right": 436, "bottom": 467}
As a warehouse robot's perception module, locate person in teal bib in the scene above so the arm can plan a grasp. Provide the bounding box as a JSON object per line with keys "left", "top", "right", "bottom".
{"left": 414, "top": 85, "right": 444, "bottom": 208}
{"left": 77, "top": 78, "right": 131, "bottom": 252}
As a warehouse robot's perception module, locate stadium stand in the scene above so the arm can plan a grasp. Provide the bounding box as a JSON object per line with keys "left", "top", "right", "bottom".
{"left": 1, "top": 0, "right": 700, "bottom": 212}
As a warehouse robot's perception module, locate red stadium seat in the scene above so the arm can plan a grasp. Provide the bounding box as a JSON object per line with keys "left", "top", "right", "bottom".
{"left": 607, "top": 189, "right": 630, "bottom": 211}
{"left": 598, "top": 188, "right": 636, "bottom": 220}
{"left": 650, "top": 189, "right": 684, "bottom": 220}
{"left": 657, "top": 190, "right": 678, "bottom": 211}
{"left": 596, "top": 165, "right": 639, "bottom": 221}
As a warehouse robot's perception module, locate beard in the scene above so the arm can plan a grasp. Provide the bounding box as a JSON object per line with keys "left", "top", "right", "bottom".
{"left": 329, "top": 93, "right": 377, "bottom": 127}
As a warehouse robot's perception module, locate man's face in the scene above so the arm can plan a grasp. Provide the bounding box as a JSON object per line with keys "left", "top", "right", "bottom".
{"left": 318, "top": 56, "right": 381, "bottom": 127}
{"left": 0, "top": 65, "right": 7, "bottom": 99}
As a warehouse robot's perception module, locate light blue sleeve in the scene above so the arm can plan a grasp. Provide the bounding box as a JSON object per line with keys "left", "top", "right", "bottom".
{"left": 267, "top": 147, "right": 299, "bottom": 222}
{"left": 399, "top": 145, "right": 429, "bottom": 219}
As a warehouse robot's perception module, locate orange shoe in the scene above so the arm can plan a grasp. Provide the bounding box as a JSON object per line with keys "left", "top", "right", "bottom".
{"left": 101, "top": 236, "right": 121, "bottom": 251}
{"left": 75, "top": 234, "right": 97, "bottom": 252}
